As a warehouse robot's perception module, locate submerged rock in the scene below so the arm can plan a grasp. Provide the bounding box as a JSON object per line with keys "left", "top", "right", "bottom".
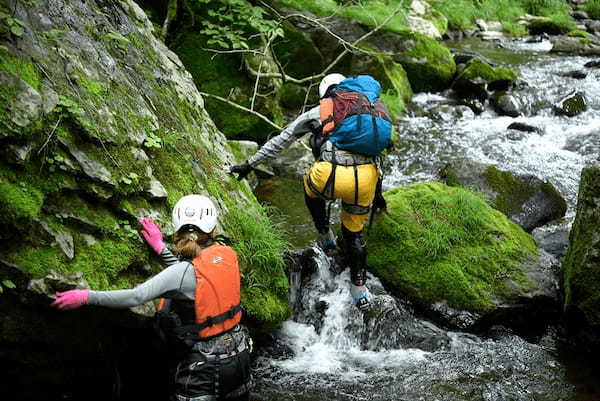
{"left": 366, "top": 182, "right": 557, "bottom": 331}
{"left": 563, "top": 165, "right": 600, "bottom": 353}
{"left": 440, "top": 161, "right": 567, "bottom": 232}
{"left": 507, "top": 122, "right": 543, "bottom": 134}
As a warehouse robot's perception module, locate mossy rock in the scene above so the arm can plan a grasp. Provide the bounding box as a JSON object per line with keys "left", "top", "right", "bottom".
{"left": 440, "top": 161, "right": 567, "bottom": 232}
{"left": 0, "top": 0, "right": 290, "bottom": 330}
{"left": 172, "top": 31, "right": 283, "bottom": 142}
{"left": 366, "top": 182, "right": 539, "bottom": 316}
{"left": 272, "top": 21, "right": 324, "bottom": 79}
{"left": 453, "top": 59, "right": 518, "bottom": 97}
{"left": 563, "top": 165, "right": 600, "bottom": 351}
{"left": 528, "top": 17, "right": 574, "bottom": 35}
{"left": 374, "top": 31, "right": 456, "bottom": 93}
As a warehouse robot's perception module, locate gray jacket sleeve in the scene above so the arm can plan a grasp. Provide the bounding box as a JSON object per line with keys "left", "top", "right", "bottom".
{"left": 247, "top": 106, "right": 321, "bottom": 166}
{"left": 88, "top": 261, "right": 196, "bottom": 308}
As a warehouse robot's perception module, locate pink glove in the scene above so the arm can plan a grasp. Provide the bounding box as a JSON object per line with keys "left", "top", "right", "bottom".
{"left": 51, "top": 289, "right": 89, "bottom": 310}
{"left": 140, "top": 217, "right": 165, "bottom": 254}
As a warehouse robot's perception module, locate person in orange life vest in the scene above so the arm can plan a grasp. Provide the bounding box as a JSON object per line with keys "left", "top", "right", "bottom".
{"left": 229, "top": 73, "right": 391, "bottom": 312}
{"left": 51, "top": 195, "right": 252, "bottom": 401}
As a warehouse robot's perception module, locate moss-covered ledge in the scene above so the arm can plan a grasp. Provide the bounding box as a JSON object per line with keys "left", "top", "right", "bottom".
{"left": 366, "top": 182, "right": 538, "bottom": 314}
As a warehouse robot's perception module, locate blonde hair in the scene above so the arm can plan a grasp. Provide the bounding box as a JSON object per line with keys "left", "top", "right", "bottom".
{"left": 174, "top": 230, "right": 212, "bottom": 260}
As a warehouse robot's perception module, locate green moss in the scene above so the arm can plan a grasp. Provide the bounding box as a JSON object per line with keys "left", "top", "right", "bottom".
{"left": 76, "top": 75, "right": 107, "bottom": 96}
{"left": 458, "top": 58, "right": 518, "bottom": 84}
{"left": 366, "top": 182, "right": 538, "bottom": 312}
{"left": 395, "top": 31, "right": 456, "bottom": 92}
{"left": 278, "top": 83, "right": 309, "bottom": 111}
{"left": 172, "top": 31, "right": 278, "bottom": 142}
{"left": 568, "top": 29, "right": 590, "bottom": 38}
{"left": 4, "top": 247, "right": 65, "bottom": 277}
{"left": 584, "top": 0, "right": 600, "bottom": 20}
{"left": 483, "top": 166, "right": 535, "bottom": 215}
{"left": 528, "top": 16, "right": 575, "bottom": 35}
{"left": 0, "top": 54, "right": 41, "bottom": 90}
{"left": 273, "top": 22, "right": 324, "bottom": 79}
{"left": 70, "top": 239, "right": 142, "bottom": 290}
{"left": 563, "top": 166, "right": 600, "bottom": 326}
{"left": 0, "top": 177, "right": 44, "bottom": 224}
{"left": 374, "top": 53, "right": 412, "bottom": 116}
{"left": 50, "top": 193, "right": 120, "bottom": 234}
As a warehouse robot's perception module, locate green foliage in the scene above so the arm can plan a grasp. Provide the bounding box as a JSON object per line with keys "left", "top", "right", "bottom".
{"left": 56, "top": 96, "right": 85, "bottom": 118}
{"left": 40, "top": 29, "right": 67, "bottom": 44}
{"left": 584, "top": 0, "right": 600, "bottom": 19}
{"left": 0, "top": 7, "right": 26, "bottom": 37}
{"left": 45, "top": 154, "right": 70, "bottom": 173}
{"left": 143, "top": 131, "right": 163, "bottom": 149}
{"left": 204, "top": 180, "right": 291, "bottom": 325}
{"left": 430, "top": 0, "right": 574, "bottom": 35}
{"left": 103, "top": 30, "right": 131, "bottom": 51}
{"left": 198, "top": 0, "right": 284, "bottom": 50}
{"left": 521, "top": 0, "right": 570, "bottom": 16}
{"left": 173, "top": 31, "right": 277, "bottom": 141}
{"left": 119, "top": 172, "right": 140, "bottom": 186}
{"left": 367, "top": 182, "right": 538, "bottom": 312}
{"left": 274, "top": 0, "right": 409, "bottom": 33}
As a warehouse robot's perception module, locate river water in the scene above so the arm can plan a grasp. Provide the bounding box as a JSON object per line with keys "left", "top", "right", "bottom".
{"left": 253, "top": 38, "right": 600, "bottom": 401}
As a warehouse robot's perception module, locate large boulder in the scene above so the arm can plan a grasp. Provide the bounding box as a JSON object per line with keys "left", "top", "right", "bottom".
{"left": 0, "top": 0, "right": 290, "bottom": 398}
{"left": 563, "top": 165, "right": 600, "bottom": 353}
{"left": 440, "top": 162, "right": 567, "bottom": 232}
{"left": 453, "top": 58, "right": 518, "bottom": 101}
{"left": 280, "top": 11, "right": 455, "bottom": 93}
{"left": 551, "top": 36, "right": 600, "bottom": 55}
{"left": 366, "top": 182, "right": 558, "bottom": 332}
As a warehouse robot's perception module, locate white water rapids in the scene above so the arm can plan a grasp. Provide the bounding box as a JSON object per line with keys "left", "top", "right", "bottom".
{"left": 254, "top": 38, "right": 599, "bottom": 401}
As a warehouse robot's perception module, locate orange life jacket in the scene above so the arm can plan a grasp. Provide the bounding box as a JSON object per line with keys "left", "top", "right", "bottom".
{"left": 157, "top": 244, "right": 242, "bottom": 340}
{"left": 192, "top": 244, "right": 242, "bottom": 338}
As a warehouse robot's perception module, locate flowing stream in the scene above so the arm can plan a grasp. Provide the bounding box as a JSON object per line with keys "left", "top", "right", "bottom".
{"left": 253, "top": 38, "right": 600, "bottom": 400}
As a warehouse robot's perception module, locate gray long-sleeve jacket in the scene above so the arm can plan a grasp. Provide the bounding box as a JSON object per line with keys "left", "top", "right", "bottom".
{"left": 88, "top": 249, "right": 192, "bottom": 308}
{"left": 248, "top": 106, "right": 320, "bottom": 167}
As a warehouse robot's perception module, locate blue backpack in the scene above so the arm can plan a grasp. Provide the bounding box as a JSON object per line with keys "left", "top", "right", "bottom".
{"left": 320, "top": 75, "right": 393, "bottom": 156}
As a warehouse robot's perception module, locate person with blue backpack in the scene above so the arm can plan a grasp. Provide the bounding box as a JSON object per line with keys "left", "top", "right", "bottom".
{"left": 230, "top": 73, "right": 392, "bottom": 312}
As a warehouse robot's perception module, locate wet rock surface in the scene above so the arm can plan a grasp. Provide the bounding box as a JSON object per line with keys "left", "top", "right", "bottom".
{"left": 554, "top": 90, "right": 588, "bottom": 116}
{"left": 440, "top": 161, "right": 567, "bottom": 232}
{"left": 253, "top": 250, "right": 575, "bottom": 401}
{"left": 563, "top": 165, "right": 600, "bottom": 353}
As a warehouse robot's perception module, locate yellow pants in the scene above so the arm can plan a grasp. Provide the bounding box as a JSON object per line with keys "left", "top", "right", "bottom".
{"left": 304, "top": 161, "right": 378, "bottom": 232}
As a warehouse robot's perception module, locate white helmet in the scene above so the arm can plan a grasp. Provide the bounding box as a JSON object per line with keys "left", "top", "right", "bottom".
{"left": 319, "top": 73, "right": 346, "bottom": 98}
{"left": 172, "top": 195, "right": 218, "bottom": 234}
